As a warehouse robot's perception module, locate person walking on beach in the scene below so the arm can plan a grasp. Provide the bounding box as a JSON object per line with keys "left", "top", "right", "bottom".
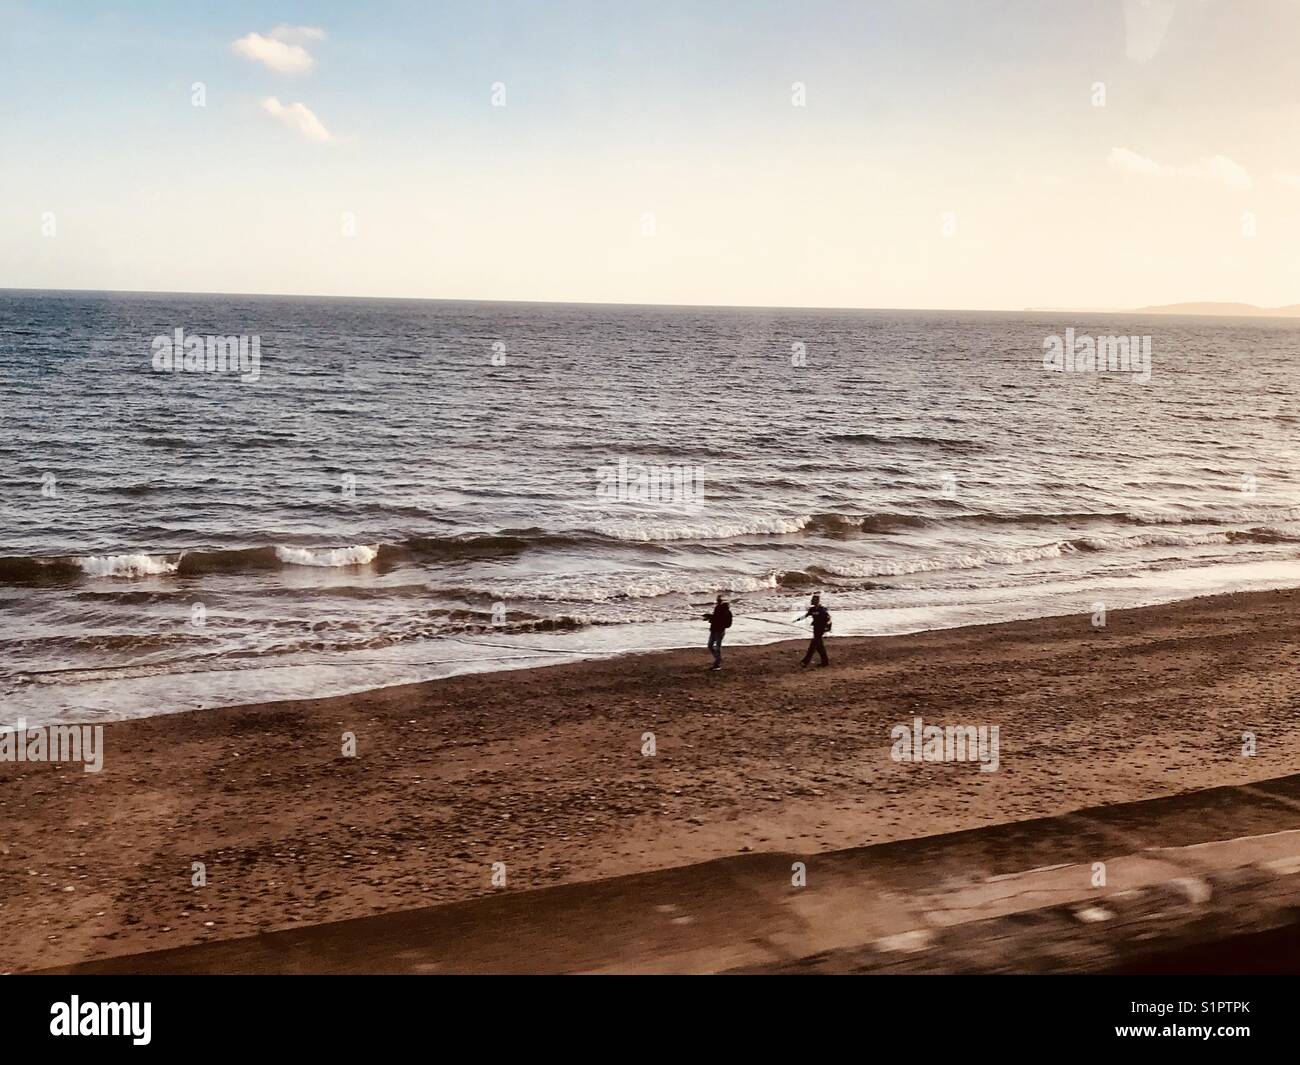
{"left": 703, "top": 594, "right": 732, "bottom": 670}
{"left": 797, "top": 593, "right": 831, "bottom": 668}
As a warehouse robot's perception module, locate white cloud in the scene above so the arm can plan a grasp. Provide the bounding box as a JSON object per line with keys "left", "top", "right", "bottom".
{"left": 1108, "top": 147, "right": 1163, "bottom": 177}
{"left": 232, "top": 27, "right": 325, "bottom": 74}
{"left": 261, "top": 97, "right": 334, "bottom": 143}
{"left": 1108, "top": 147, "right": 1252, "bottom": 191}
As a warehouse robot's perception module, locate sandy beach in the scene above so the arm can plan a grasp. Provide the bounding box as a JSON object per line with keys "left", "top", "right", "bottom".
{"left": 6, "top": 587, "right": 1300, "bottom": 973}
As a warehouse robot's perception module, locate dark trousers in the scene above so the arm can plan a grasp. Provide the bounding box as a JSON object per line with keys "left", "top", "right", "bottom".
{"left": 707, "top": 629, "right": 725, "bottom": 666}
{"left": 802, "top": 631, "right": 829, "bottom": 666}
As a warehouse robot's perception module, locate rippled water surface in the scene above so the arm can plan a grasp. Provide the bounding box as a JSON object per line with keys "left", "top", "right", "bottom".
{"left": 3, "top": 290, "right": 1300, "bottom": 723}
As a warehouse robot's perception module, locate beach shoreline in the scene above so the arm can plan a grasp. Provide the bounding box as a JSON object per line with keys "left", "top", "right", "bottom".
{"left": 14, "top": 556, "right": 1300, "bottom": 731}
{"left": 6, "top": 586, "right": 1300, "bottom": 973}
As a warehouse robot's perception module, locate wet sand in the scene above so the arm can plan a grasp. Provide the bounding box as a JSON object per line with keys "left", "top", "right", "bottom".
{"left": 6, "top": 586, "right": 1300, "bottom": 973}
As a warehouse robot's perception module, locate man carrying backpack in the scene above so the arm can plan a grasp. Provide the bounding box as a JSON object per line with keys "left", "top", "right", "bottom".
{"left": 797, "top": 593, "right": 831, "bottom": 668}
{"left": 703, "top": 594, "right": 732, "bottom": 671}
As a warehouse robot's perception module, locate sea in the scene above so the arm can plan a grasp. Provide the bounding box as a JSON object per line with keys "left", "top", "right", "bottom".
{"left": 4, "top": 289, "right": 1300, "bottom": 727}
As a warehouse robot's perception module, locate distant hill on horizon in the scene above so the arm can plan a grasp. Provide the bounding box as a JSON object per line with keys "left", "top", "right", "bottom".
{"left": 1134, "top": 302, "right": 1300, "bottom": 317}
{"left": 1027, "top": 302, "right": 1300, "bottom": 318}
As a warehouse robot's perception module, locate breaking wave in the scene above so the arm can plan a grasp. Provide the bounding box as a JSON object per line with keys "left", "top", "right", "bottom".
{"left": 590, "top": 516, "right": 812, "bottom": 541}
{"left": 3, "top": 511, "right": 1299, "bottom": 588}
{"left": 274, "top": 544, "right": 378, "bottom": 568}
{"left": 79, "top": 554, "right": 180, "bottom": 578}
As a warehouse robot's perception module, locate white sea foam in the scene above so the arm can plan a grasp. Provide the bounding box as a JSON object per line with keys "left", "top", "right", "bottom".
{"left": 592, "top": 516, "right": 812, "bottom": 542}
{"left": 503, "top": 570, "right": 781, "bottom": 602}
{"left": 814, "top": 528, "right": 1287, "bottom": 580}
{"left": 77, "top": 553, "right": 179, "bottom": 578}
{"left": 818, "top": 542, "right": 1077, "bottom": 578}
{"left": 1073, "top": 530, "right": 1234, "bottom": 551}
{"left": 274, "top": 544, "right": 379, "bottom": 567}
{"left": 1125, "top": 504, "right": 1300, "bottom": 526}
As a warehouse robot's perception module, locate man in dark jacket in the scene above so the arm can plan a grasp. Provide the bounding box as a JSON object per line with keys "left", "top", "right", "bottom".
{"left": 704, "top": 594, "right": 732, "bottom": 670}
{"left": 797, "top": 593, "right": 831, "bottom": 667}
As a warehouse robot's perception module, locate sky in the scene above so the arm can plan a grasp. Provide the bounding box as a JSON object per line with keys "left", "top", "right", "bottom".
{"left": 2, "top": 0, "right": 1299, "bottom": 310}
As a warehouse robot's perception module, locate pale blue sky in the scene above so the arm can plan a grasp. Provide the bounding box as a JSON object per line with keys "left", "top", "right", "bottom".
{"left": 3, "top": 1, "right": 1300, "bottom": 308}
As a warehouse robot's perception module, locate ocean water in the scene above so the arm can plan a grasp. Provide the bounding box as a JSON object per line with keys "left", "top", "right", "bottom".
{"left": 4, "top": 289, "right": 1300, "bottom": 726}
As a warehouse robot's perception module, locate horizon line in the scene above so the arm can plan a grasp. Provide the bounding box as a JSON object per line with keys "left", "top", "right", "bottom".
{"left": 0, "top": 285, "right": 1295, "bottom": 320}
